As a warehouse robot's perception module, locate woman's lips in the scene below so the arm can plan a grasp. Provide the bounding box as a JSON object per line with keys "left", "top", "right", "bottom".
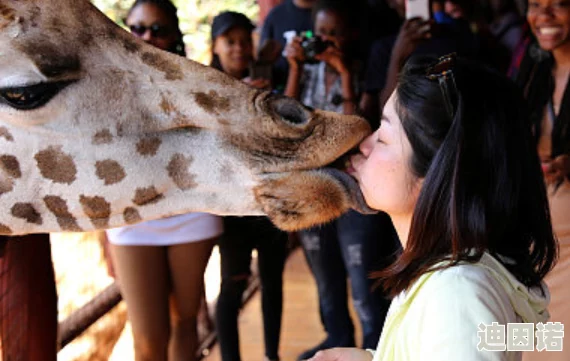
{"left": 345, "top": 155, "right": 359, "bottom": 177}
{"left": 345, "top": 160, "right": 356, "bottom": 174}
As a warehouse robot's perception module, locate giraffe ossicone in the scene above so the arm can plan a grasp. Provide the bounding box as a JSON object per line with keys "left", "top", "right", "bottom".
{"left": 0, "top": 0, "right": 374, "bottom": 235}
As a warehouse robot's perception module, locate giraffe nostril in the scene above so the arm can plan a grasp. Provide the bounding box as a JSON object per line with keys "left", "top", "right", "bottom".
{"left": 270, "top": 96, "right": 310, "bottom": 125}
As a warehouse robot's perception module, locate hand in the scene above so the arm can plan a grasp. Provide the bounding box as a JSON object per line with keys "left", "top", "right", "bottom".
{"left": 543, "top": 154, "right": 570, "bottom": 184}
{"left": 242, "top": 77, "right": 271, "bottom": 89}
{"left": 392, "top": 18, "right": 432, "bottom": 67}
{"left": 306, "top": 347, "right": 373, "bottom": 361}
{"left": 283, "top": 36, "right": 306, "bottom": 69}
{"left": 314, "top": 45, "right": 348, "bottom": 74}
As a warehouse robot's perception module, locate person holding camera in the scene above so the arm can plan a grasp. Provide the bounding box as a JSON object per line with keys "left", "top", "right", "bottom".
{"left": 283, "top": 0, "right": 358, "bottom": 115}
{"left": 208, "top": 11, "right": 289, "bottom": 361}
{"left": 284, "top": 1, "right": 401, "bottom": 360}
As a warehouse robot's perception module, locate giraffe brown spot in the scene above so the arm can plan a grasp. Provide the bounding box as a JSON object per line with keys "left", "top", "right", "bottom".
{"left": 49, "top": 16, "right": 65, "bottom": 34}
{"left": 44, "top": 195, "right": 83, "bottom": 232}
{"left": 34, "top": 146, "right": 77, "bottom": 184}
{"left": 0, "top": 127, "right": 13, "bottom": 142}
{"left": 205, "top": 71, "right": 237, "bottom": 87}
{"left": 28, "top": 5, "right": 41, "bottom": 28}
{"left": 136, "top": 137, "right": 162, "bottom": 157}
{"left": 218, "top": 118, "right": 232, "bottom": 127}
{"left": 0, "top": 178, "right": 14, "bottom": 196}
{"left": 0, "top": 223, "right": 12, "bottom": 235}
{"left": 17, "top": 40, "right": 81, "bottom": 78}
{"left": 79, "top": 195, "right": 111, "bottom": 229}
{"left": 78, "top": 31, "right": 94, "bottom": 47}
{"left": 141, "top": 51, "right": 183, "bottom": 81}
{"left": 124, "top": 207, "right": 142, "bottom": 224}
{"left": 160, "top": 96, "right": 175, "bottom": 115}
{"left": 95, "top": 160, "right": 126, "bottom": 185}
{"left": 194, "top": 91, "right": 231, "bottom": 115}
{"left": 167, "top": 154, "right": 198, "bottom": 190}
{"left": 0, "top": 4, "right": 15, "bottom": 30}
{"left": 11, "top": 203, "right": 42, "bottom": 225}
{"left": 123, "top": 37, "right": 142, "bottom": 53}
{"left": 0, "top": 155, "right": 21, "bottom": 178}
{"left": 93, "top": 129, "right": 113, "bottom": 145}
{"left": 133, "top": 186, "right": 164, "bottom": 206}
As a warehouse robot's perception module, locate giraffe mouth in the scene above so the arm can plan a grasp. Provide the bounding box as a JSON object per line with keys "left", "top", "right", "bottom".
{"left": 319, "top": 167, "right": 377, "bottom": 215}
{"left": 321, "top": 151, "right": 377, "bottom": 215}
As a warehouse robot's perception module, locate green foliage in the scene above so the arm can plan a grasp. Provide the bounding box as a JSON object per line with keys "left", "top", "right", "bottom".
{"left": 91, "top": 0, "right": 259, "bottom": 64}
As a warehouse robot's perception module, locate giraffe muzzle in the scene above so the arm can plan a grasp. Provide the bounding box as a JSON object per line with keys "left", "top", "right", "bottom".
{"left": 319, "top": 168, "right": 377, "bottom": 215}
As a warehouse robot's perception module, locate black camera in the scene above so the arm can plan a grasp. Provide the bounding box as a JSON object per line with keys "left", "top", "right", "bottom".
{"left": 301, "top": 31, "right": 333, "bottom": 64}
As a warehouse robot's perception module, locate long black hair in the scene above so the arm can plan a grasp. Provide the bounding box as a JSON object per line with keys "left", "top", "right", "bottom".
{"left": 515, "top": 42, "right": 570, "bottom": 175}
{"left": 127, "top": 0, "right": 186, "bottom": 57}
{"left": 374, "top": 55, "right": 557, "bottom": 296}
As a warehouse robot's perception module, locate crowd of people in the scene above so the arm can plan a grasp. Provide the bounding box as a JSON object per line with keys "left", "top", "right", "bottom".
{"left": 73, "top": 0, "right": 570, "bottom": 360}
{"left": 0, "top": 0, "right": 566, "bottom": 360}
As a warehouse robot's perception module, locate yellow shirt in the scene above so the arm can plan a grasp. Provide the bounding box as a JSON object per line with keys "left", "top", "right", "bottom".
{"left": 372, "top": 253, "right": 550, "bottom": 361}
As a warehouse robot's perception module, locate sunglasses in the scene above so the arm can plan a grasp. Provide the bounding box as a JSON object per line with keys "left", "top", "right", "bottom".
{"left": 426, "top": 53, "right": 458, "bottom": 120}
{"left": 128, "top": 23, "right": 173, "bottom": 38}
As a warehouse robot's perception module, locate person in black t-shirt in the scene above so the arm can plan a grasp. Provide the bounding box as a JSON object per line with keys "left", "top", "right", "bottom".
{"left": 259, "top": 0, "right": 316, "bottom": 91}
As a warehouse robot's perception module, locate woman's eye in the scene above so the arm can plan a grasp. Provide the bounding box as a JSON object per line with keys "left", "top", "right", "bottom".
{"left": 0, "top": 82, "right": 72, "bottom": 111}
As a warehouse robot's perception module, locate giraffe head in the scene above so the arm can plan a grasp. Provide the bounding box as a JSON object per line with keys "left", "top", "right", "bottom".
{"left": 0, "top": 0, "right": 374, "bottom": 235}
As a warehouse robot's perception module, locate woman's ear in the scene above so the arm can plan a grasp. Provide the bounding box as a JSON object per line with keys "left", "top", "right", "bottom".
{"left": 212, "top": 38, "right": 220, "bottom": 55}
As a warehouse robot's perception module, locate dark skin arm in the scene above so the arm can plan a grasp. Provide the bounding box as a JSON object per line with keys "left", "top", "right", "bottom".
{"left": 284, "top": 37, "right": 357, "bottom": 115}
{"left": 379, "top": 18, "right": 432, "bottom": 109}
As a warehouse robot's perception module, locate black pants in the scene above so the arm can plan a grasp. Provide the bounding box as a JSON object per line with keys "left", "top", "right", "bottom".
{"left": 215, "top": 217, "right": 288, "bottom": 361}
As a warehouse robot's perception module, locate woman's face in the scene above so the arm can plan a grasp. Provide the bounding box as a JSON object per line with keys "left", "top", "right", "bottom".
{"left": 444, "top": 1, "right": 466, "bottom": 19}
{"left": 348, "top": 93, "right": 422, "bottom": 218}
{"left": 528, "top": 0, "right": 570, "bottom": 51}
{"left": 314, "top": 10, "right": 350, "bottom": 51}
{"left": 213, "top": 27, "right": 253, "bottom": 76}
{"left": 126, "top": 3, "right": 178, "bottom": 52}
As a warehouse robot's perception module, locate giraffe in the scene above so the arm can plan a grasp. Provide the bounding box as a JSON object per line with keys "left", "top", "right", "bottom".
{"left": 0, "top": 0, "right": 374, "bottom": 236}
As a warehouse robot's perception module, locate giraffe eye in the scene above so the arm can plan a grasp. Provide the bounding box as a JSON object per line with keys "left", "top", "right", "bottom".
{"left": 0, "top": 82, "right": 72, "bottom": 111}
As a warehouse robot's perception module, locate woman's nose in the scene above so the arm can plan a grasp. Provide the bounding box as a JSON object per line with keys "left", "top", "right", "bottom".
{"left": 359, "top": 132, "right": 375, "bottom": 156}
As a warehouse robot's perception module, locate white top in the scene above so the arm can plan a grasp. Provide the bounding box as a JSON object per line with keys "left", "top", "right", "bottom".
{"left": 106, "top": 212, "right": 223, "bottom": 246}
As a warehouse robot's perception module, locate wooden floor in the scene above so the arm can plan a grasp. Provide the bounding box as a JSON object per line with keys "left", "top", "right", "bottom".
{"left": 203, "top": 246, "right": 362, "bottom": 361}
{"left": 53, "top": 236, "right": 362, "bottom": 361}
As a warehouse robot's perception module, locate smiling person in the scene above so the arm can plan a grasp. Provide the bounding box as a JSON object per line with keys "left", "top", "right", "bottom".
{"left": 106, "top": 1, "right": 223, "bottom": 361}
{"left": 209, "top": 11, "right": 289, "bottom": 361}
{"left": 305, "top": 53, "right": 557, "bottom": 361}
{"left": 210, "top": 11, "right": 271, "bottom": 89}
{"left": 512, "top": 1, "right": 570, "bottom": 360}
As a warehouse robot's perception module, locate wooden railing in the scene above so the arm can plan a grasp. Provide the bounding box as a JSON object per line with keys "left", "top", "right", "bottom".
{"left": 57, "top": 265, "right": 261, "bottom": 359}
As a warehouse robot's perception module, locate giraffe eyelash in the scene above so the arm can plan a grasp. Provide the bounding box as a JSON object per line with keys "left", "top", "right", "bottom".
{"left": 0, "top": 81, "right": 74, "bottom": 111}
